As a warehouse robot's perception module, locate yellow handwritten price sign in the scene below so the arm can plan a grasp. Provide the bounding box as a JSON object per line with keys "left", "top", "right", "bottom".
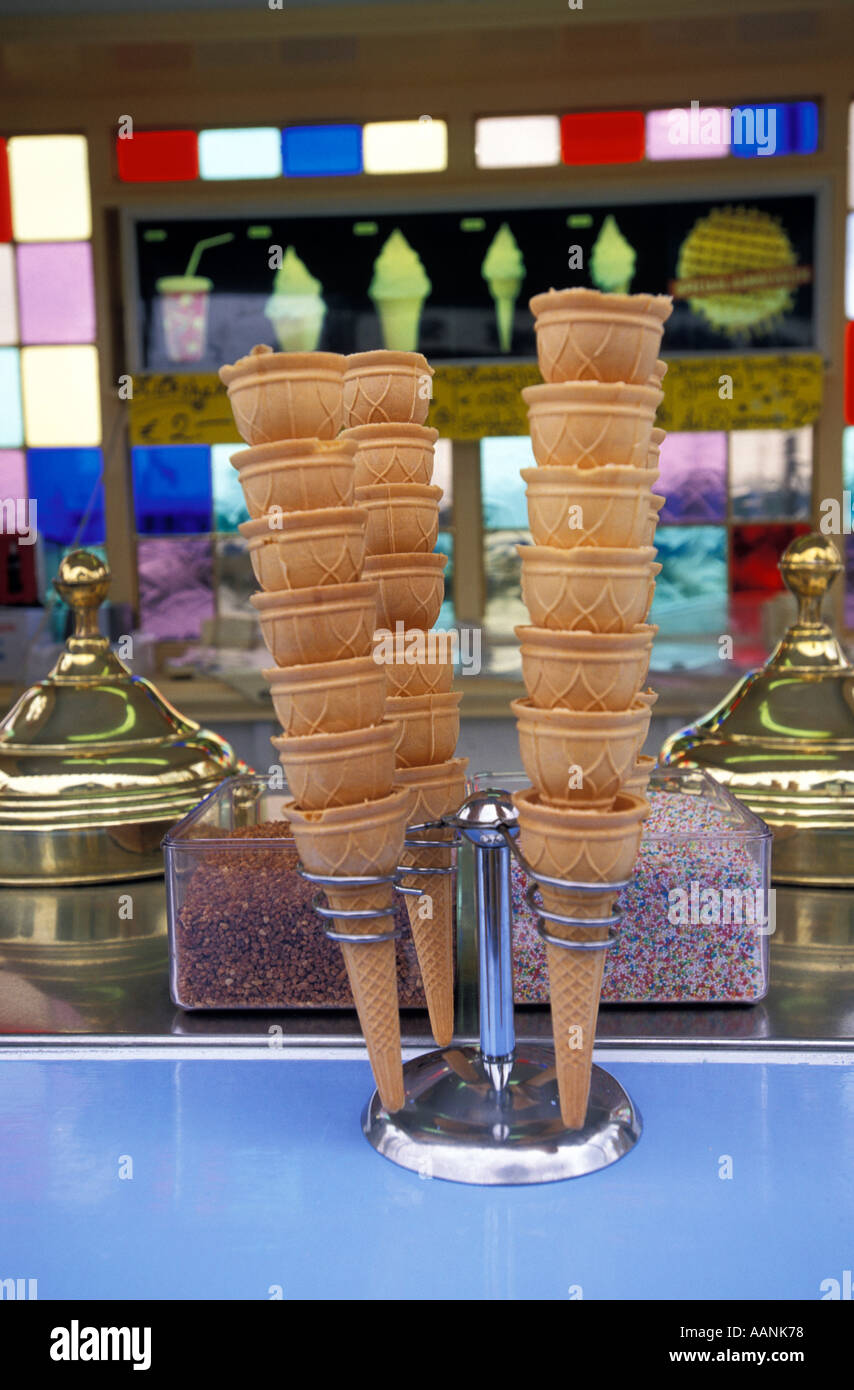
{"left": 657, "top": 354, "right": 824, "bottom": 432}
{"left": 131, "top": 354, "right": 823, "bottom": 446}
{"left": 129, "top": 374, "right": 240, "bottom": 447}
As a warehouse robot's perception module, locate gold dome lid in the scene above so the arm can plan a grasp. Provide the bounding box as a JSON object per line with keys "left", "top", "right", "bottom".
{"left": 661, "top": 533, "right": 854, "bottom": 884}
{"left": 0, "top": 551, "right": 246, "bottom": 884}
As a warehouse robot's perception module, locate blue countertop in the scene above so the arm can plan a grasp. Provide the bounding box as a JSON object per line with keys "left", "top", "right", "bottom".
{"left": 1, "top": 1053, "right": 852, "bottom": 1300}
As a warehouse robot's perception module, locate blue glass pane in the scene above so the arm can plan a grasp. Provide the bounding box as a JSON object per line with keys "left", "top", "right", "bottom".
{"left": 282, "top": 125, "right": 363, "bottom": 177}
{"left": 843, "top": 427, "right": 854, "bottom": 495}
{"left": 650, "top": 525, "right": 728, "bottom": 635}
{"left": 27, "top": 447, "right": 105, "bottom": 544}
{"left": 211, "top": 444, "right": 249, "bottom": 531}
{"left": 132, "top": 445, "right": 212, "bottom": 535}
{"left": 481, "top": 437, "right": 534, "bottom": 529}
{"left": 731, "top": 102, "right": 818, "bottom": 158}
{"left": 434, "top": 529, "right": 454, "bottom": 627}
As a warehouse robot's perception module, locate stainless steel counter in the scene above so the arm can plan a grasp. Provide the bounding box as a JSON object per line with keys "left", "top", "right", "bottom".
{"left": 1, "top": 875, "right": 852, "bottom": 1050}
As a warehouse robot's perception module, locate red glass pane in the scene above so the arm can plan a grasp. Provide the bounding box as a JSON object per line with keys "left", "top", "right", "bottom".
{"left": 845, "top": 321, "right": 854, "bottom": 427}
{"left": 560, "top": 110, "right": 645, "bottom": 165}
{"left": 116, "top": 130, "right": 198, "bottom": 183}
{"left": 731, "top": 523, "right": 811, "bottom": 595}
{"left": 0, "top": 140, "right": 12, "bottom": 242}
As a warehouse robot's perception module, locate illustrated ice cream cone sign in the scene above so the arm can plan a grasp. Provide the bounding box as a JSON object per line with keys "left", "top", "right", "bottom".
{"left": 156, "top": 232, "right": 234, "bottom": 364}
{"left": 589, "top": 215, "right": 637, "bottom": 295}
{"left": 370, "top": 229, "right": 431, "bottom": 351}
{"left": 482, "top": 222, "right": 525, "bottom": 352}
{"left": 265, "top": 245, "right": 327, "bottom": 352}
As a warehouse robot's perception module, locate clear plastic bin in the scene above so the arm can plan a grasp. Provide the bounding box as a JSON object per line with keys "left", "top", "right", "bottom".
{"left": 163, "top": 774, "right": 427, "bottom": 1010}
{"left": 462, "top": 767, "right": 772, "bottom": 1005}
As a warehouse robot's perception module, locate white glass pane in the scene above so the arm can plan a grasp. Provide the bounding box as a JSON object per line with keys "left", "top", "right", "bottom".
{"left": 0, "top": 244, "right": 18, "bottom": 345}
{"left": 0, "top": 348, "right": 23, "bottom": 447}
{"left": 846, "top": 212, "right": 854, "bottom": 321}
{"left": 363, "top": 119, "right": 447, "bottom": 174}
{"left": 433, "top": 438, "right": 453, "bottom": 527}
{"left": 729, "top": 427, "right": 812, "bottom": 520}
{"left": 474, "top": 116, "right": 560, "bottom": 169}
{"left": 21, "top": 345, "right": 101, "bottom": 446}
{"left": 199, "top": 128, "right": 282, "bottom": 180}
{"left": 9, "top": 135, "right": 91, "bottom": 242}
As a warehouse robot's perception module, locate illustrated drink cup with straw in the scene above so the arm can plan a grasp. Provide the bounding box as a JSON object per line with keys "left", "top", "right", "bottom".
{"left": 481, "top": 222, "right": 525, "bottom": 353}
{"left": 369, "top": 229, "right": 431, "bottom": 352}
{"left": 156, "top": 233, "right": 234, "bottom": 363}
{"left": 265, "top": 245, "right": 327, "bottom": 352}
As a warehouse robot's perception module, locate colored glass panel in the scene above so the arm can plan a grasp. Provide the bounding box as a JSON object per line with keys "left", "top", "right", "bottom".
{"left": 0, "top": 348, "right": 23, "bottom": 447}
{"left": 27, "top": 447, "right": 105, "bottom": 544}
{"left": 132, "top": 445, "right": 212, "bottom": 535}
{"left": 434, "top": 529, "right": 455, "bottom": 631}
{"left": 645, "top": 107, "right": 730, "bottom": 160}
{"left": 0, "top": 450, "right": 26, "bottom": 499}
{"left": 730, "top": 427, "right": 812, "bottom": 520}
{"left": 211, "top": 443, "right": 248, "bottom": 531}
{"left": 363, "top": 120, "right": 447, "bottom": 175}
{"left": 0, "top": 244, "right": 18, "bottom": 345}
{"left": 16, "top": 243, "right": 96, "bottom": 345}
{"left": 560, "top": 110, "right": 644, "bottom": 165}
{"left": 21, "top": 346, "right": 101, "bottom": 446}
{"left": 650, "top": 526, "right": 728, "bottom": 635}
{"left": 0, "top": 139, "right": 12, "bottom": 243}
{"left": 282, "top": 124, "right": 363, "bottom": 177}
{"left": 657, "top": 432, "right": 727, "bottom": 523}
{"left": 116, "top": 130, "right": 199, "bottom": 183}
{"left": 846, "top": 213, "right": 854, "bottom": 321}
{"left": 846, "top": 322, "right": 854, "bottom": 427}
{"left": 8, "top": 135, "right": 91, "bottom": 242}
{"left": 844, "top": 426, "right": 854, "bottom": 494}
{"left": 731, "top": 102, "right": 818, "bottom": 158}
{"left": 731, "top": 523, "right": 811, "bottom": 594}
{"left": 138, "top": 537, "right": 214, "bottom": 640}
{"left": 474, "top": 116, "right": 561, "bottom": 169}
{"left": 484, "top": 530, "right": 530, "bottom": 639}
{"left": 199, "top": 128, "right": 282, "bottom": 180}
{"left": 481, "top": 436, "right": 535, "bottom": 530}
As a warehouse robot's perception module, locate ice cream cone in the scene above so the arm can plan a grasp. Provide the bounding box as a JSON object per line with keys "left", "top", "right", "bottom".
{"left": 519, "top": 545, "right": 661, "bottom": 633}
{"left": 264, "top": 246, "right": 327, "bottom": 352}
{"left": 219, "top": 345, "right": 345, "bottom": 445}
{"left": 363, "top": 552, "right": 447, "bottom": 631}
{"left": 250, "top": 580, "right": 377, "bottom": 667}
{"left": 344, "top": 351, "right": 434, "bottom": 427}
{"left": 263, "top": 656, "right": 387, "bottom": 736}
{"left": 529, "top": 288, "right": 672, "bottom": 385}
{"left": 230, "top": 439, "right": 356, "bottom": 518}
{"left": 490, "top": 276, "right": 523, "bottom": 352}
{"left": 386, "top": 691, "right": 462, "bottom": 769}
{"left": 396, "top": 759, "right": 468, "bottom": 1048}
{"left": 342, "top": 422, "right": 438, "bottom": 488}
{"left": 372, "top": 630, "right": 454, "bottom": 696}
{"left": 622, "top": 753, "right": 656, "bottom": 798}
{"left": 285, "top": 786, "right": 416, "bottom": 1111}
{"left": 523, "top": 381, "right": 663, "bottom": 469}
{"left": 511, "top": 697, "right": 651, "bottom": 807}
{"left": 355, "top": 482, "right": 442, "bottom": 556}
{"left": 239, "top": 506, "right": 367, "bottom": 592}
{"left": 271, "top": 717, "right": 401, "bottom": 810}
{"left": 373, "top": 296, "right": 428, "bottom": 353}
{"left": 482, "top": 224, "right": 525, "bottom": 353}
{"left": 522, "top": 464, "right": 659, "bottom": 550}
{"left": 513, "top": 788, "right": 649, "bottom": 1127}
{"left": 516, "top": 623, "right": 657, "bottom": 711}
{"left": 648, "top": 427, "right": 666, "bottom": 468}
{"left": 647, "top": 359, "right": 668, "bottom": 388}
{"left": 643, "top": 494, "right": 667, "bottom": 546}
{"left": 369, "top": 229, "right": 431, "bottom": 354}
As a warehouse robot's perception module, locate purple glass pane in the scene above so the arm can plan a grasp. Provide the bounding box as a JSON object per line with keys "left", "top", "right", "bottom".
{"left": 138, "top": 537, "right": 214, "bottom": 641}
{"left": 0, "top": 449, "right": 26, "bottom": 498}
{"left": 16, "top": 243, "right": 96, "bottom": 345}
{"left": 657, "top": 432, "right": 727, "bottom": 523}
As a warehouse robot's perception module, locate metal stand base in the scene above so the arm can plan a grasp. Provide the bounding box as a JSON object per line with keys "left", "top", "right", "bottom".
{"left": 363, "top": 1043, "right": 641, "bottom": 1186}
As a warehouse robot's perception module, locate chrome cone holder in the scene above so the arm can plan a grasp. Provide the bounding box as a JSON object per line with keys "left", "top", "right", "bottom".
{"left": 362, "top": 789, "right": 642, "bottom": 1186}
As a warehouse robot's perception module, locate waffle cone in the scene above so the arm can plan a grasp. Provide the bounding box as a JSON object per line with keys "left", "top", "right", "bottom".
{"left": 400, "top": 835, "right": 455, "bottom": 1046}
{"left": 523, "top": 381, "right": 662, "bottom": 469}
{"left": 344, "top": 350, "right": 432, "bottom": 425}
{"left": 513, "top": 788, "right": 649, "bottom": 1127}
{"left": 529, "top": 288, "right": 672, "bottom": 385}
{"left": 342, "top": 423, "right": 438, "bottom": 488}
{"left": 364, "top": 552, "right": 447, "bottom": 630}
{"left": 272, "top": 718, "right": 401, "bottom": 810}
{"left": 250, "top": 580, "right": 377, "bottom": 667}
{"left": 355, "top": 482, "right": 442, "bottom": 555}
{"left": 285, "top": 787, "right": 415, "bottom": 1112}
{"left": 520, "top": 544, "right": 661, "bottom": 633}
{"left": 263, "top": 655, "right": 387, "bottom": 736}
{"left": 522, "top": 465, "right": 658, "bottom": 550}
{"left": 230, "top": 438, "right": 357, "bottom": 519}
{"left": 387, "top": 691, "right": 462, "bottom": 768}
{"left": 516, "top": 623, "right": 656, "bottom": 711}
{"left": 512, "top": 697, "right": 651, "bottom": 808}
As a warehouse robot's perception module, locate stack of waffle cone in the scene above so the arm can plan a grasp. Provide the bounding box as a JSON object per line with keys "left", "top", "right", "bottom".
{"left": 342, "top": 351, "right": 464, "bottom": 1048}
{"left": 221, "top": 345, "right": 413, "bottom": 1112}
{"left": 514, "top": 287, "right": 671, "bottom": 1127}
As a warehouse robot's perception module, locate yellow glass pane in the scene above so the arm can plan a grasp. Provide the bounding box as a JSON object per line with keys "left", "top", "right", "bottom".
{"left": 8, "top": 135, "right": 92, "bottom": 242}
{"left": 363, "top": 119, "right": 447, "bottom": 174}
{"left": 21, "top": 345, "right": 101, "bottom": 446}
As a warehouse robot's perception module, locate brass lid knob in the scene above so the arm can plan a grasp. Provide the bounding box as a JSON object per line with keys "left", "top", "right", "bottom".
{"left": 779, "top": 532, "right": 842, "bottom": 612}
